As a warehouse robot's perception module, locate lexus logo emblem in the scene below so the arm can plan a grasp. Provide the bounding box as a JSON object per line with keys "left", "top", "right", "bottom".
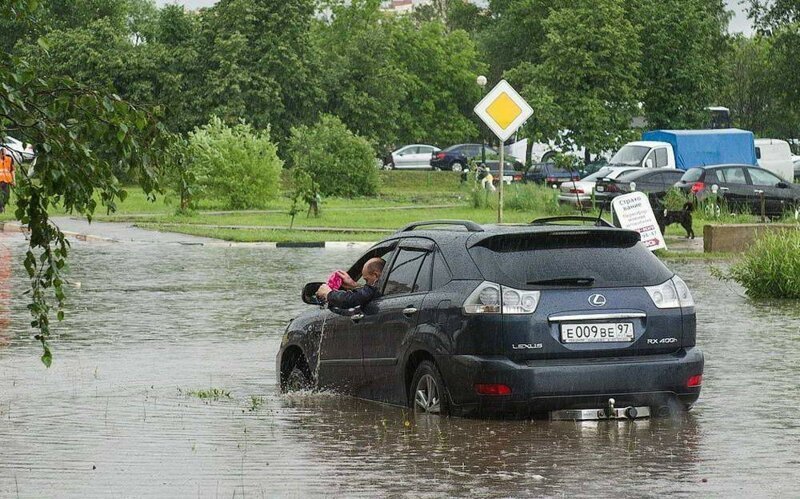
{"left": 588, "top": 294, "right": 607, "bottom": 307}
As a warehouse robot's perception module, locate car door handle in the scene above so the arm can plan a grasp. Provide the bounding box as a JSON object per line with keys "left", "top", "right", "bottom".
{"left": 719, "top": 187, "right": 729, "bottom": 191}
{"left": 351, "top": 313, "right": 364, "bottom": 323}
{"left": 402, "top": 307, "right": 418, "bottom": 317}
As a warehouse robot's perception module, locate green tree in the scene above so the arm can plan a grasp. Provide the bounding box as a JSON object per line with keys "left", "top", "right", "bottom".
{"left": 1, "top": 0, "right": 170, "bottom": 366}
{"left": 187, "top": 117, "right": 283, "bottom": 209}
{"left": 314, "top": 0, "right": 485, "bottom": 151}
{"left": 508, "top": 0, "right": 641, "bottom": 156}
{"left": 193, "top": 0, "right": 324, "bottom": 142}
{"left": 288, "top": 115, "right": 379, "bottom": 198}
{"left": 629, "top": 0, "right": 730, "bottom": 128}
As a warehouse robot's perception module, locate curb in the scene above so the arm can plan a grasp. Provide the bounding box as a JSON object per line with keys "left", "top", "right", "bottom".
{"left": 2, "top": 222, "right": 376, "bottom": 249}
{"left": 1, "top": 221, "right": 118, "bottom": 243}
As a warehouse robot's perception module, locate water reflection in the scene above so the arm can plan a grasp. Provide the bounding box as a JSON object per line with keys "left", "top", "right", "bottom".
{"left": 0, "top": 241, "right": 798, "bottom": 496}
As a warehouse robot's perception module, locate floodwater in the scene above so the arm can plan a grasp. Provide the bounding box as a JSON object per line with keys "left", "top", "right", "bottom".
{"left": 0, "top": 232, "right": 799, "bottom": 497}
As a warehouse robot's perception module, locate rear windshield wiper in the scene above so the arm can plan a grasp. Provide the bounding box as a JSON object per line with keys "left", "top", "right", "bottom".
{"left": 527, "top": 277, "right": 595, "bottom": 287}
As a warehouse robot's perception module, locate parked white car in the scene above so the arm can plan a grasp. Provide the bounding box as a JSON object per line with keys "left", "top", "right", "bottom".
{"left": 557, "top": 166, "right": 640, "bottom": 206}
{"left": 384, "top": 144, "right": 441, "bottom": 170}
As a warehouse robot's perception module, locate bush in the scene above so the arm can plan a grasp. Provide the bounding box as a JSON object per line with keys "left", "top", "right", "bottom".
{"left": 714, "top": 230, "right": 800, "bottom": 299}
{"left": 187, "top": 116, "right": 282, "bottom": 209}
{"left": 505, "top": 183, "right": 564, "bottom": 215}
{"left": 288, "top": 115, "right": 379, "bottom": 197}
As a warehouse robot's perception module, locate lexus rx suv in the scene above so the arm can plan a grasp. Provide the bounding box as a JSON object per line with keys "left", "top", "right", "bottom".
{"left": 277, "top": 219, "right": 703, "bottom": 419}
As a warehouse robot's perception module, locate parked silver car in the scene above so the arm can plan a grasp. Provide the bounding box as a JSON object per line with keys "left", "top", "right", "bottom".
{"left": 558, "top": 166, "right": 639, "bottom": 206}
{"left": 384, "top": 144, "right": 441, "bottom": 170}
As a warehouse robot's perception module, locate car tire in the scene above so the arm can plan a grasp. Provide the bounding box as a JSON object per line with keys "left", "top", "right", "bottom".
{"left": 281, "top": 356, "right": 313, "bottom": 393}
{"left": 451, "top": 162, "right": 465, "bottom": 173}
{"left": 410, "top": 360, "right": 449, "bottom": 416}
{"left": 383, "top": 162, "right": 395, "bottom": 170}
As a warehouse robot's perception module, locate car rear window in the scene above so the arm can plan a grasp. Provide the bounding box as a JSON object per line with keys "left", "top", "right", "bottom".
{"left": 681, "top": 168, "right": 704, "bottom": 182}
{"left": 469, "top": 231, "right": 673, "bottom": 288}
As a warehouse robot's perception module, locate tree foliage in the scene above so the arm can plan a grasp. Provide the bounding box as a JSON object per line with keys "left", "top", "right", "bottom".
{"left": 187, "top": 117, "right": 283, "bottom": 209}
{"left": 288, "top": 115, "right": 379, "bottom": 198}
{"left": 2, "top": 0, "right": 169, "bottom": 367}
{"left": 508, "top": 0, "right": 641, "bottom": 155}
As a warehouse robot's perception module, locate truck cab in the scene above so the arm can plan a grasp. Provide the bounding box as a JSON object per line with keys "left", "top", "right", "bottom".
{"left": 608, "top": 141, "right": 675, "bottom": 169}
{"left": 755, "top": 138, "right": 794, "bottom": 181}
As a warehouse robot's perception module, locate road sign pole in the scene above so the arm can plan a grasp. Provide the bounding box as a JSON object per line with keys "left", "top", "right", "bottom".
{"left": 498, "top": 144, "right": 504, "bottom": 223}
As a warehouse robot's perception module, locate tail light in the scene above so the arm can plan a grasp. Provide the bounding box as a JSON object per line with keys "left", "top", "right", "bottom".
{"left": 513, "top": 174, "right": 522, "bottom": 181}
{"left": 475, "top": 384, "right": 512, "bottom": 395}
{"left": 435, "top": 152, "right": 445, "bottom": 159}
{"left": 463, "top": 281, "right": 540, "bottom": 314}
{"left": 546, "top": 176, "right": 557, "bottom": 183}
{"left": 690, "top": 182, "right": 704, "bottom": 194}
{"left": 569, "top": 188, "right": 585, "bottom": 194}
{"left": 645, "top": 276, "right": 695, "bottom": 309}
{"left": 687, "top": 374, "right": 703, "bottom": 388}
{"left": 605, "top": 183, "right": 619, "bottom": 192}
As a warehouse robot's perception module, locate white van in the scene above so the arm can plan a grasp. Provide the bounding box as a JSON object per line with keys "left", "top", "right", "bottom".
{"left": 755, "top": 138, "right": 794, "bottom": 181}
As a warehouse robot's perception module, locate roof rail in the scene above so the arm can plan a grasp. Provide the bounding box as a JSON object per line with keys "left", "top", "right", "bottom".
{"left": 529, "top": 216, "right": 614, "bottom": 228}
{"left": 397, "top": 220, "right": 484, "bottom": 233}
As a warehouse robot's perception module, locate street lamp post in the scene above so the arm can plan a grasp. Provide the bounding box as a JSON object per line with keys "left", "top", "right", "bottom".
{"left": 476, "top": 75, "right": 487, "bottom": 166}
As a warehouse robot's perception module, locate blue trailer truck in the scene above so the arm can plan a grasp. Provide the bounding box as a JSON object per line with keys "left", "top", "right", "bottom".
{"left": 608, "top": 129, "right": 758, "bottom": 171}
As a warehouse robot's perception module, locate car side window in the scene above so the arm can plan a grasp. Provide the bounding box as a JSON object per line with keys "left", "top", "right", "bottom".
{"left": 719, "top": 167, "right": 748, "bottom": 185}
{"left": 655, "top": 148, "right": 668, "bottom": 167}
{"left": 413, "top": 253, "right": 432, "bottom": 293}
{"left": 419, "top": 146, "right": 433, "bottom": 155}
{"left": 383, "top": 249, "right": 427, "bottom": 296}
{"left": 748, "top": 168, "right": 782, "bottom": 186}
{"left": 431, "top": 250, "right": 452, "bottom": 289}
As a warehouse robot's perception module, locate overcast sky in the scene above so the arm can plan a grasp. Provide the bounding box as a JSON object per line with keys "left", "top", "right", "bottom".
{"left": 155, "top": 0, "right": 754, "bottom": 35}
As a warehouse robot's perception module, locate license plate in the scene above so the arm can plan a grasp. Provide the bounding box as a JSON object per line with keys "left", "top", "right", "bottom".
{"left": 561, "top": 322, "right": 634, "bottom": 343}
{"left": 596, "top": 186, "right": 605, "bottom": 192}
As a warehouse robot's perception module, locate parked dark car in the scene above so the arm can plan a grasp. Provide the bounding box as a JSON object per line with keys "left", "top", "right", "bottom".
{"left": 594, "top": 168, "right": 685, "bottom": 205}
{"left": 674, "top": 164, "right": 800, "bottom": 217}
{"left": 524, "top": 162, "right": 580, "bottom": 187}
{"left": 431, "top": 144, "right": 521, "bottom": 172}
{"left": 277, "top": 219, "right": 703, "bottom": 419}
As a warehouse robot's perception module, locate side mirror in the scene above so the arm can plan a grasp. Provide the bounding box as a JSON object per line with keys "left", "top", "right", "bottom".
{"left": 777, "top": 181, "right": 789, "bottom": 188}
{"left": 302, "top": 282, "right": 325, "bottom": 305}
{"left": 644, "top": 158, "right": 654, "bottom": 168}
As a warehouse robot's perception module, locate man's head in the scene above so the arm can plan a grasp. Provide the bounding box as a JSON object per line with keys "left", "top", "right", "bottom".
{"left": 361, "top": 257, "right": 385, "bottom": 286}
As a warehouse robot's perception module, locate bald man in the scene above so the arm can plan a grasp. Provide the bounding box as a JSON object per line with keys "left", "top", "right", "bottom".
{"left": 316, "top": 257, "right": 385, "bottom": 309}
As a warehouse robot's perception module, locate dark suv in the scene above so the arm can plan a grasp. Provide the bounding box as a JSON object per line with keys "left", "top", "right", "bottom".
{"left": 277, "top": 219, "right": 703, "bottom": 419}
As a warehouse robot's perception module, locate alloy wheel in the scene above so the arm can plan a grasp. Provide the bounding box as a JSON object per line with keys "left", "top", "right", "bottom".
{"left": 414, "top": 374, "right": 441, "bottom": 414}
{"left": 451, "top": 163, "right": 464, "bottom": 172}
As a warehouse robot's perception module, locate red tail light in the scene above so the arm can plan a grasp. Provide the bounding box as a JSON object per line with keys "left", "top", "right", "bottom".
{"left": 690, "top": 182, "right": 705, "bottom": 194}
{"left": 569, "top": 188, "right": 585, "bottom": 194}
{"left": 435, "top": 152, "right": 445, "bottom": 159}
{"left": 546, "top": 176, "right": 557, "bottom": 183}
{"left": 687, "top": 374, "right": 703, "bottom": 388}
{"left": 513, "top": 174, "right": 522, "bottom": 181}
{"left": 474, "top": 383, "right": 512, "bottom": 396}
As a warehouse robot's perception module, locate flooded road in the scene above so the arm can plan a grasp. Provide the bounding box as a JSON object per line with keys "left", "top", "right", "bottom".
{"left": 0, "top": 232, "right": 799, "bottom": 497}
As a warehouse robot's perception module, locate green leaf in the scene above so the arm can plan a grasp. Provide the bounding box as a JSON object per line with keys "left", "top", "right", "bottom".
{"left": 41, "top": 346, "right": 52, "bottom": 368}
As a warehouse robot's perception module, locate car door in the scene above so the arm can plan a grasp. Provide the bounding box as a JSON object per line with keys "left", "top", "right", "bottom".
{"left": 746, "top": 167, "right": 791, "bottom": 216}
{"left": 317, "top": 241, "right": 397, "bottom": 394}
{"left": 716, "top": 166, "right": 752, "bottom": 212}
{"left": 360, "top": 239, "right": 433, "bottom": 403}
{"left": 416, "top": 146, "right": 435, "bottom": 169}
{"left": 394, "top": 146, "right": 418, "bottom": 169}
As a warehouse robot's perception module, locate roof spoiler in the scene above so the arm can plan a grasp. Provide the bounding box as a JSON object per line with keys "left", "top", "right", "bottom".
{"left": 397, "top": 220, "right": 484, "bottom": 233}
{"left": 530, "top": 216, "right": 614, "bottom": 228}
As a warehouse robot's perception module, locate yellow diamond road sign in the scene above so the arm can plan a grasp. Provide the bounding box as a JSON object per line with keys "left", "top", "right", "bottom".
{"left": 474, "top": 80, "right": 533, "bottom": 142}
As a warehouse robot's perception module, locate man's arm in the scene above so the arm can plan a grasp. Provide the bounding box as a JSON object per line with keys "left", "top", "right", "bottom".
{"left": 326, "top": 285, "right": 377, "bottom": 309}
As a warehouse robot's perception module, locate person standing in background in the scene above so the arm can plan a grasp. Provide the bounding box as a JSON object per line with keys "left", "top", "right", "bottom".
{"left": 0, "top": 148, "right": 15, "bottom": 213}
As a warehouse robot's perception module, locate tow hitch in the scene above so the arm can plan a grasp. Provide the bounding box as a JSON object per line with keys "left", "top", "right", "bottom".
{"left": 550, "top": 398, "right": 651, "bottom": 421}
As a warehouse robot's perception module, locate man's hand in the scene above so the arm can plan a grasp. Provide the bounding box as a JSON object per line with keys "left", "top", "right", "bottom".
{"left": 336, "top": 270, "right": 358, "bottom": 290}
{"left": 316, "top": 283, "right": 332, "bottom": 300}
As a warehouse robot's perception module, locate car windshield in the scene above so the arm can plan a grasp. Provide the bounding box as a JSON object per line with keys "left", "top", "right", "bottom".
{"left": 609, "top": 145, "right": 650, "bottom": 166}
{"left": 680, "top": 168, "right": 704, "bottom": 182}
{"left": 469, "top": 231, "right": 673, "bottom": 288}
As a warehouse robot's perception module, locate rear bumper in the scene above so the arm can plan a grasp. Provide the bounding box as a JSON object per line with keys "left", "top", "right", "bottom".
{"left": 439, "top": 347, "right": 704, "bottom": 417}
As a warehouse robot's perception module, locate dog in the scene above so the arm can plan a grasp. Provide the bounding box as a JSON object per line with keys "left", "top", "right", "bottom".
{"left": 655, "top": 202, "right": 695, "bottom": 239}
